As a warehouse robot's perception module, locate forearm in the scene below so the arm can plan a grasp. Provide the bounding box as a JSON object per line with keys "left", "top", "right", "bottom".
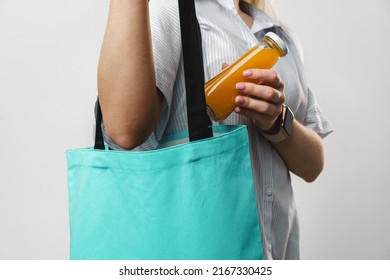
{"left": 98, "top": 0, "right": 161, "bottom": 149}
{"left": 272, "top": 120, "right": 324, "bottom": 182}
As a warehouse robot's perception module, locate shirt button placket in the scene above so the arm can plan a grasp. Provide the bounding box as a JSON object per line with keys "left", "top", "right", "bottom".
{"left": 265, "top": 188, "right": 273, "bottom": 197}
{"left": 266, "top": 243, "right": 273, "bottom": 259}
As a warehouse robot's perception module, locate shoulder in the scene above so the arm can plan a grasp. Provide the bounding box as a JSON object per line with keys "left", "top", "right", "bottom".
{"left": 149, "top": 0, "right": 181, "bottom": 42}
{"left": 149, "top": 0, "right": 179, "bottom": 24}
{"left": 274, "top": 27, "right": 304, "bottom": 65}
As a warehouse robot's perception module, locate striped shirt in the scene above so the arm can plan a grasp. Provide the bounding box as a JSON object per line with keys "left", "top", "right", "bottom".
{"left": 103, "top": 0, "right": 333, "bottom": 259}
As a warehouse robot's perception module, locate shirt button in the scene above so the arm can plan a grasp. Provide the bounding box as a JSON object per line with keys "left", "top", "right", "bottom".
{"left": 265, "top": 188, "right": 273, "bottom": 196}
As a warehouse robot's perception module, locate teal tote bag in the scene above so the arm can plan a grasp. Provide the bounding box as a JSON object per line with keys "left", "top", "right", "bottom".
{"left": 66, "top": 0, "right": 264, "bottom": 260}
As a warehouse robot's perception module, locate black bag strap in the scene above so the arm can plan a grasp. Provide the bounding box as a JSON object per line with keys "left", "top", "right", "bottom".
{"left": 178, "top": 0, "right": 213, "bottom": 141}
{"left": 94, "top": 0, "right": 212, "bottom": 149}
{"left": 94, "top": 100, "right": 105, "bottom": 150}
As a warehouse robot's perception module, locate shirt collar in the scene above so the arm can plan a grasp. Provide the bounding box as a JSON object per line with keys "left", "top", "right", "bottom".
{"left": 239, "top": 2, "right": 277, "bottom": 34}
{"left": 205, "top": 0, "right": 278, "bottom": 34}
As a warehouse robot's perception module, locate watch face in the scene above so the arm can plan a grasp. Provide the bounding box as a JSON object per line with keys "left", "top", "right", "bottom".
{"left": 283, "top": 107, "right": 294, "bottom": 136}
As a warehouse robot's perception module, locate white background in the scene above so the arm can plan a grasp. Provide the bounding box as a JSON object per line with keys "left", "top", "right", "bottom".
{"left": 0, "top": 0, "right": 389, "bottom": 260}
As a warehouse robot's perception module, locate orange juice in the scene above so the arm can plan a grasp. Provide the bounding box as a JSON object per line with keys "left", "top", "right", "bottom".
{"left": 205, "top": 32, "right": 288, "bottom": 121}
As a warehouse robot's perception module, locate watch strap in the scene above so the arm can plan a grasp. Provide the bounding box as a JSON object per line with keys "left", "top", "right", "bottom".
{"left": 261, "top": 105, "right": 294, "bottom": 143}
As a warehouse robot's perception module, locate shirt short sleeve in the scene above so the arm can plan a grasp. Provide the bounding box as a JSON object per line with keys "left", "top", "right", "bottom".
{"left": 304, "top": 88, "right": 333, "bottom": 138}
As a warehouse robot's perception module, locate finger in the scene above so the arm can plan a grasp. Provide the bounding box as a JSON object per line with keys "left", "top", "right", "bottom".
{"left": 235, "top": 95, "right": 281, "bottom": 117}
{"left": 236, "top": 82, "right": 285, "bottom": 105}
{"left": 234, "top": 105, "right": 278, "bottom": 131}
{"left": 243, "top": 69, "right": 284, "bottom": 91}
{"left": 222, "top": 62, "right": 229, "bottom": 70}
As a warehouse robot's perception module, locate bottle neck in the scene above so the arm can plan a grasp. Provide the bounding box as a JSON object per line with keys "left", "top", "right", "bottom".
{"left": 263, "top": 37, "right": 286, "bottom": 57}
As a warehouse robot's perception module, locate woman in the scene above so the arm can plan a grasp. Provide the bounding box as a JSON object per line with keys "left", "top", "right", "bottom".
{"left": 97, "top": 0, "right": 332, "bottom": 259}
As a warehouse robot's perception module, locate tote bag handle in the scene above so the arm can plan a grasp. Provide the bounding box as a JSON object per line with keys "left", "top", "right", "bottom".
{"left": 178, "top": 0, "right": 213, "bottom": 141}
{"left": 94, "top": 0, "right": 212, "bottom": 150}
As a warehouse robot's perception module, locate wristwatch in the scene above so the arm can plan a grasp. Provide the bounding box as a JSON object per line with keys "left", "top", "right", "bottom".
{"left": 260, "top": 104, "right": 294, "bottom": 143}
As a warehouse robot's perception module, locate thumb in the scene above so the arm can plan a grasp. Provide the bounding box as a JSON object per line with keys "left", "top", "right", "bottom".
{"left": 222, "top": 62, "right": 229, "bottom": 70}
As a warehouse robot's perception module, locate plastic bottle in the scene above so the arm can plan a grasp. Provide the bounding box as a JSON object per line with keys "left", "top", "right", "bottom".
{"left": 205, "top": 32, "right": 288, "bottom": 121}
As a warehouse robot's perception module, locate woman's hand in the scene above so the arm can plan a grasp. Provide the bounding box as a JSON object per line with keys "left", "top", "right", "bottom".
{"left": 233, "top": 67, "right": 325, "bottom": 183}
{"left": 234, "top": 68, "right": 285, "bottom": 132}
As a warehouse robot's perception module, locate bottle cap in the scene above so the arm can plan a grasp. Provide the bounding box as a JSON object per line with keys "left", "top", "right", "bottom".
{"left": 265, "top": 32, "right": 288, "bottom": 57}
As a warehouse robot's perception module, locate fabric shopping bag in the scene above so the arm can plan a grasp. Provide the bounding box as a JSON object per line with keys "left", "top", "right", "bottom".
{"left": 66, "top": 125, "right": 263, "bottom": 260}
{"left": 66, "top": 0, "right": 264, "bottom": 260}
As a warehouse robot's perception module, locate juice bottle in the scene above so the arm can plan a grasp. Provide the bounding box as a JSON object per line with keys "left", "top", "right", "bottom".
{"left": 205, "top": 32, "right": 288, "bottom": 121}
